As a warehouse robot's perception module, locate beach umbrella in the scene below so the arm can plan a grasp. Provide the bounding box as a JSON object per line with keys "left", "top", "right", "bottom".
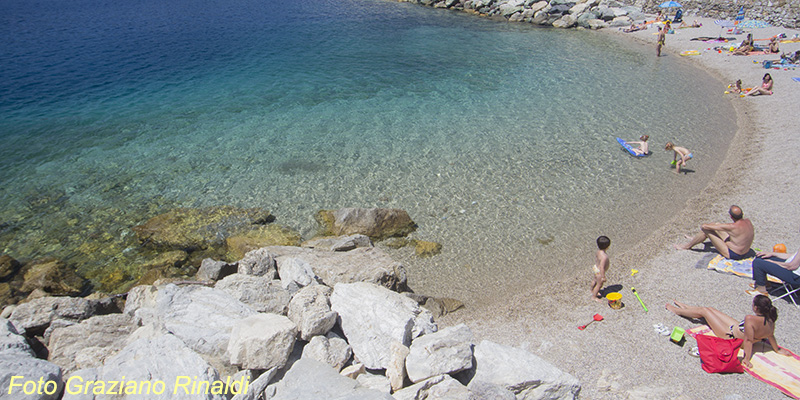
{"left": 714, "top": 19, "right": 736, "bottom": 36}
{"left": 658, "top": 1, "right": 682, "bottom": 8}
{"left": 734, "top": 6, "right": 745, "bottom": 23}
{"left": 738, "top": 19, "right": 771, "bottom": 29}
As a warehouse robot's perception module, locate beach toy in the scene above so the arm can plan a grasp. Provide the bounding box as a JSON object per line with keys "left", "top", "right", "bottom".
{"left": 631, "top": 269, "right": 639, "bottom": 276}
{"left": 606, "top": 292, "right": 623, "bottom": 309}
{"left": 631, "top": 287, "right": 648, "bottom": 312}
{"left": 670, "top": 160, "right": 677, "bottom": 166}
{"left": 724, "top": 91, "right": 730, "bottom": 94}
{"left": 578, "top": 313, "right": 604, "bottom": 330}
{"left": 774, "top": 243, "right": 787, "bottom": 253}
{"left": 670, "top": 327, "right": 686, "bottom": 344}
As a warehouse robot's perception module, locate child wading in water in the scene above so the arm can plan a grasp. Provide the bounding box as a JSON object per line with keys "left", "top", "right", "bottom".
{"left": 665, "top": 142, "right": 692, "bottom": 174}
{"left": 591, "top": 236, "right": 611, "bottom": 302}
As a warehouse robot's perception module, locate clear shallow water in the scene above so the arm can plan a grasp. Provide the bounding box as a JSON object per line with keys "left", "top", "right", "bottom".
{"left": 0, "top": 0, "right": 735, "bottom": 295}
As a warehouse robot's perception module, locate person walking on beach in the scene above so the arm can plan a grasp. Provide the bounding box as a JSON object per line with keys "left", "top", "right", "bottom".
{"left": 664, "top": 142, "right": 691, "bottom": 174}
{"left": 666, "top": 295, "right": 790, "bottom": 368}
{"left": 674, "top": 205, "right": 755, "bottom": 260}
{"left": 656, "top": 26, "right": 666, "bottom": 56}
{"left": 591, "top": 236, "right": 611, "bottom": 302}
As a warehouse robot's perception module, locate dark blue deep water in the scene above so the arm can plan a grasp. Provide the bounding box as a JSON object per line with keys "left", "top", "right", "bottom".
{"left": 0, "top": 0, "right": 736, "bottom": 294}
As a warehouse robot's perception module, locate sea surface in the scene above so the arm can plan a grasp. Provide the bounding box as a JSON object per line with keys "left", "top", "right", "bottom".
{"left": 0, "top": 0, "right": 736, "bottom": 296}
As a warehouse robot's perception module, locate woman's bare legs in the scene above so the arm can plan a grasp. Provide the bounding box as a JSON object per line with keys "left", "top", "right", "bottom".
{"left": 667, "top": 301, "right": 739, "bottom": 338}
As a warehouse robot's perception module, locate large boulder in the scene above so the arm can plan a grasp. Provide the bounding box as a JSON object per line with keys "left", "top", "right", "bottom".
{"left": 405, "top": 324, "right": 475, "bottom": 383}
{"left": 236, "top": 248, "right": 276, "bottom": 278}
{"left": 301, "top": 234, "right": 372, "bottom": 252}
{"left": 10, "top": 296, "right": 98, "bottom": 336}
{"left": 393, "top": 375, "right": 471, "bottom": 400}
{"left": 266, "top": 246, "right": 407, "bottom": 291}
{"left": 215, "top": 274, "right": 291, "bottom": 314}
{"left": 466, "top": 340, "right": 580, "bottom": 399}
{"left": 131, "top": 206, "right": 274, "bottom": 251}
{"left": 0, "top": 356, "right": 63, "bottom": 400}
{"left": 267, "top": 358, "right": 393, "bottom": 400}
{"left": 72, "top": 333, "right": 229, "bottom": 400}
{"left": 20, "top": 258, "right": 86, "bottom": 296}
{"left": 0, "top": 318, "right": 33, "bottom": 357}
{"left": 287, "top": 285, "right": 337, "bottom": 340}
{"left": 315, "top": 208, "right": 416, "bottom": 240}
{"left": 47, "top": 314, "right": 136, "bottom": 374}
{"left": 277, "top": 257, "right": 318, "bottom": 289}
{"left": 301, "top": 332, "right": 352, "bottom": 372}
{"left": 227, "top": 314, "right": 297, "bottom": 370}
{"left": 153, "top": 284, "right": 257, "bottom": 357}
{"left": 330, "top": 282, "right": 436, "bottom": 370}
{"left": 195, "top": 258, "right": 237, "bottom": 282}
{"left": 552, "top": 14, "right": 578, "bottom": 28}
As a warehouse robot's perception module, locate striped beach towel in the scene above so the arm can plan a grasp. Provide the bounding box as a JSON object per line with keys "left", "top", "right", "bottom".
{"left": 689, "top": 325, "right": 800, "bottom": 399}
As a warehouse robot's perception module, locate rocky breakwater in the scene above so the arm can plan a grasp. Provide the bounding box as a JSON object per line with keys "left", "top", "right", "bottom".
{"left": 401, "top": 0, "right": 648, "bottom": 29}
{"left": 0, "top": 207, "right": 581, "bottom": 400}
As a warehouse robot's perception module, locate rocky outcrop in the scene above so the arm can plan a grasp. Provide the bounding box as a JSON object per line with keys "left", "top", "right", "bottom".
{"left": 267, "top": 246, "right": 408, "bottom": 291}
{"left": 227, "top": 314, "right": 297, "bottom": 370}
{"left": 266, "top": 358, "right": 394, "bottom": 400}
{"left": 467, "top": 340, "right": 581, "bottom": 399}
{"left": 9, "top": 297, "right": 99, "bottom": 336}
{"left": 47, "top": 314, "right": 136, "bottom": 374}
{"left": 330, "top": 282, "right": 436, "bottom": 370}
{"left": 405, "top": 324, "right": 474, "bottom": 383}
{"left": 215, "top": 274, "right": 291, "bottom": 314}
{"left": 287, "top": 285, "right": 337, "bottom": 340}
{"left": 149, "top": 284, "right": 257, "bottom": 357}
{"left": 315, "top": 208, "right": 417, "bottom": 240}
{"left": 301, "top": 234, "right": 373, "bottom": 251}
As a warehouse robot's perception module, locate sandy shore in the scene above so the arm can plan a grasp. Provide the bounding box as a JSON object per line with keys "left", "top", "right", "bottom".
{"left": 438, "top": 16, "right": 800, "bottom": 399}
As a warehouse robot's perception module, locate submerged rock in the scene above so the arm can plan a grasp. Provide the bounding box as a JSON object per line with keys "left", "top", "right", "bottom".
{"left": 132, "top": 206, "right": 274, "bottom": 251}
{"left": 225, "top": 225, "right": 302, "bottom": 261}
{"left": 20, "top": 258, "right": 86, "bottom": 297}
{"left": 315, "top": 208, "right": 416, "bottom": 240}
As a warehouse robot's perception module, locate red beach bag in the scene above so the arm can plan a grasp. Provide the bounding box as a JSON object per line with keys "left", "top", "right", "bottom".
{"left": 696, "top": 335, "right": 744, "bottom": 373}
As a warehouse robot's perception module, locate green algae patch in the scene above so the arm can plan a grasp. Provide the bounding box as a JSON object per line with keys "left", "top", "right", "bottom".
{"left": 413, "top": 240, "right": 442, "bottom": 257}
{"left": 132, "top": 206, "right": 274, "bottom": 251}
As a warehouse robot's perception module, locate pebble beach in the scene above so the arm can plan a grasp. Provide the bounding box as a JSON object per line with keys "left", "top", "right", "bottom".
{"left": 437, "top": 15, "right": 800, "bottom": 399}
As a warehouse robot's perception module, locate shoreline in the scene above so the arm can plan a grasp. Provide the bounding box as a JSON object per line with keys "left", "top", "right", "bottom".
{"left": 439, "top": 15, "right": 800, "bottom": 399}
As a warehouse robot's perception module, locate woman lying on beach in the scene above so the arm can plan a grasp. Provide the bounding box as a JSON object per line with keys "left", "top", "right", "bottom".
{"left": 745, "top": 73, "right": 773, "bottom": 96}
{"left": 666, "top": 295, "right": 790, "bottom": 368}
{"left": 748, "top": 228, "right": 800, "bottom": 296}
{"left": 623, "top": 22, "right": 646, "bottom": 33}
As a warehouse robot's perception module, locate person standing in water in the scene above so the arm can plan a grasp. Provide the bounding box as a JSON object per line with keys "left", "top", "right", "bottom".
{"left": 656, "top": 26, "right": 666, "bottom": 57}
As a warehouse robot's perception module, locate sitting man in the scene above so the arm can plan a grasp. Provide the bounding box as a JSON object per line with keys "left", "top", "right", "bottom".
{"left": 674, "top": 205, "right": 754, "bottom": 260}
{"left": 749, "top": 238, "right": 800, "bottom": 296}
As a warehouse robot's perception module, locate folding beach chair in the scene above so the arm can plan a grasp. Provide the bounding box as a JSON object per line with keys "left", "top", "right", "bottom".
{"left": 770, "top": 281, "right": 800, "bottom": 308}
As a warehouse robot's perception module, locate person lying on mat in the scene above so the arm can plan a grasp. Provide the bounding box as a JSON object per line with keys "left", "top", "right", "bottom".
{"left": 748, "top": 228, "right": 800, "bottom": 296}
{"left": 674, "top": 205, "right": 755, "bottom": 260}
{"left": 666, "top": 295, "right": 790, "bottom": 368}
{"left": 625, "top": 135, "right": 649, "bottom": 155}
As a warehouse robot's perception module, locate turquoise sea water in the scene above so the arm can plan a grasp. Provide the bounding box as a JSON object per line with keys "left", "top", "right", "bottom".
{"left": 0, "top": 0, "right": 735, "bottom": 295}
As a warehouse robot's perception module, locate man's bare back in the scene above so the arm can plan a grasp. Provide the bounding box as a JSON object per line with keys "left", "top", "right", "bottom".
{"left": 675, "top": 205, "right": 754, "bottom": 259}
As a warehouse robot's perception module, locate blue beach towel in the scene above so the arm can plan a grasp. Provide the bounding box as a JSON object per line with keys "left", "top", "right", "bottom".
{"left": 793, "top": 77, "right": 800, "bottom": 83}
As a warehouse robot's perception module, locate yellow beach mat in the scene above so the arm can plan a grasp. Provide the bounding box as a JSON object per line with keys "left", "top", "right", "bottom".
{"left": 680, "top": 50, "right": 701, "bottom": 56}
{"left": 689, "top": 325, "right": 800, "bottom": 399}
{"left": 707, "top": 255, "right": 781, "bottom": 284}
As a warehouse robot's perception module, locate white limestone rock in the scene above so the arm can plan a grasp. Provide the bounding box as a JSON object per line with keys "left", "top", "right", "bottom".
{"left": 196, "top": 258, "right": 237, "bottom": 281}
{"left": 215, "top": 274, "right": 291, "bottom": 314}
{"left": 156, "top": 284, "right": 257, "bottom": 357}
{"left": 0, "top": 318, "right": 33, "bottom": 357}
{"left": 330, "top": 282, "right": 436, "bottom": 370}
{"left": 301, "top": 234, "right": 373, "bottom": 252}
{"left": 227, "top": 314, "right": 297, "bottom": 370}
{"left": 268, "top": 358, "right": 392, "bottom": 400}
{"left": 123, "top": 285, "right": 158, "bottom": 316}
{"left": 277, "top": 257, "right": 318, "bottom": 289}
{"left": 405, "top": 324, "right": 474, "bottom": 383}
{"left": 237, "top": 247, "right": 276, "bottom": 278}
{"left": 0, "top": 356, "right": 63, "bottom": 400}
{"left": 386, "top": 341, "right": 409, "bottom": 392}
{"left": 392, "top": 375, "right": 471, "bottom": 400}
{"left": 47, "top": 314, "right": 136, "bottom": 374}
{"left": 9, "top": 296, "right": 98, "bottom": 335}
{"left": 266, "top": 246, "right": 407, "bottom": 291}
{"left": 301, "top": 332, "right": 352, "bottom": 372}
{"left": 466, "top": 340, "right": 580, "bottom": 400}
{"left": 356, "top": 373, "right": 392, "bottom": 394}
{"left": 287, "top": 285, "right": 337, "bottom": 340}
